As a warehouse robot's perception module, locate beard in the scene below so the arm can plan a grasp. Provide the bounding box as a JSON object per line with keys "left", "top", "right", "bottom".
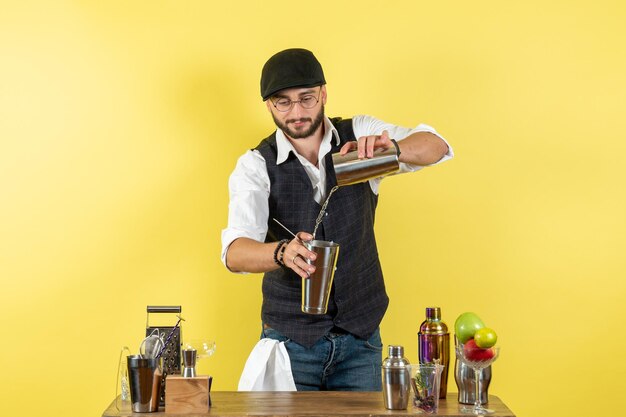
{"left": 272, "top": 106, "right": 325, "bottom": 139}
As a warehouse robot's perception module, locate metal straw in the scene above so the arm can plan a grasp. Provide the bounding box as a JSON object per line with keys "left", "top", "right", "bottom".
{"left": 272, "top": 218, "right": 298, "bottom": 239}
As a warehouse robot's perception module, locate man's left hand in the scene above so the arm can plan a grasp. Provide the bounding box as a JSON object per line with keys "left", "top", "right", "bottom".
{"left": 339, "top": 129, "right": 394, "bottom": 159}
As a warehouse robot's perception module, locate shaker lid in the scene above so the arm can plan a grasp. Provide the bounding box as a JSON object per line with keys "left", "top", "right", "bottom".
{"left": 388, "top": 345, "right": 404, "bottom": 357}
{"left": 383, "top": 345, "right": 410, "bottom": 368}
{"left": 426, "top": 307, "right": 441, "bottom": 320}
{"left": 419, "top": 307, "right": 449, "bottom": 334}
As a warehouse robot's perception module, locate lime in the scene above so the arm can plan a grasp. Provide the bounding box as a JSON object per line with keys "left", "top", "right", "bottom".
{"left": 474, "top": 327, "right": 498, "bottom": 348}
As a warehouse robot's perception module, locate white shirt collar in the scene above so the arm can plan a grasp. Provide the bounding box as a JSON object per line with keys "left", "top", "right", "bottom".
{"left": 275, "top": 116, "right": 340, "bottom": 165}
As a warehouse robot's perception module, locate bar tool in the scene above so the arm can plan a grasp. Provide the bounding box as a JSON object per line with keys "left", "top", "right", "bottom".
{"left": 301, "top": 239, "right": 339, "bottom": 314}
{"left": 331, "top": 143, "right": 400, "bottom": 186}
{"left": 272, "top": 218, "right": 298, "bottom": 239}
{"left": 127, "top": 355, "right": 163, "bottom": 413}
{"left": 182, "top": 348, "right": 197, "bottom": 377}
{"left": 140, "top": 329, "right": 164, "bottom": 359}
{"left": 382, "top": 345, "right": 411, "bottom": 410}
{"left": 146, "top": 306, "right": 183, "bottom": 405}
{"left": 418, "top": 307, "right": 450, "bottom": 398}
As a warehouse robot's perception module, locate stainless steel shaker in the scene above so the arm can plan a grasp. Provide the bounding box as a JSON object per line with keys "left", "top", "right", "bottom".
{"left": 382, "top": 345, "right": 411, "bottom": 410}
{"left": 301, "top": 240, "right": 339, "bottom": 314}
{"left": 127, "top": 355, "right": 163, "bottom": 413}
{"left": 331, "top": 143, "right": 400, "bottom": 186}
{"left": 418, "top": 307, "right": 450, "bottom": 399}
{"left": 454, "top": 337, "right": 492, "bottom": 404}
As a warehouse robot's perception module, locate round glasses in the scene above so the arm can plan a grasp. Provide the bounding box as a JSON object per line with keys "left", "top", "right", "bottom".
{"left": 270, "top": 90, "right": 321, "bottom": 112}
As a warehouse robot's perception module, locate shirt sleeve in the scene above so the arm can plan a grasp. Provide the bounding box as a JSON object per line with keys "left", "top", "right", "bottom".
{"left": 351, "top": 115, "right": 454, "bottom": 194}
{"left": 220, "top": 150, "right": 270, "bottom": 268}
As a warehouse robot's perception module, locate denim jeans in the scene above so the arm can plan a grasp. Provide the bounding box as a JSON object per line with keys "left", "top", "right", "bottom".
{"left": 262, "top": 326, "right": 383, "bottom": 391}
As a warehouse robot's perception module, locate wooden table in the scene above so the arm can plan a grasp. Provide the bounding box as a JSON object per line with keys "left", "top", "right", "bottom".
{"left": 102, "top": 391, "right": 516, "bottom": 417}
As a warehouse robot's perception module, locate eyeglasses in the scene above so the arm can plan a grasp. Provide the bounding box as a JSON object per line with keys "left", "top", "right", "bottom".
{"left": 270, "top": 89, "right": 321, "bottom": 112}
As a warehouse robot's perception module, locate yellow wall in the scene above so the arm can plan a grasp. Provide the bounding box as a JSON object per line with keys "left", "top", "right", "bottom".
{"left": 1, "top": 1, "right": 625, "bottom": 416}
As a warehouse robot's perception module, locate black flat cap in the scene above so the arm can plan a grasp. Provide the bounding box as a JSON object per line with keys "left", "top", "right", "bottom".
{"left": 260, "top": 48, "right": 326, "bottom": 101}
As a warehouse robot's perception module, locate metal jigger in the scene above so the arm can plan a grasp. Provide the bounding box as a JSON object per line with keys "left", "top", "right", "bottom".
{"left": 182, "top": 348, "right": 197, "bottom": 378}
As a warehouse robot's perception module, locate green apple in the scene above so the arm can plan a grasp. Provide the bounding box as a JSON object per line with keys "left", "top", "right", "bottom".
{"left": 455, "top": 312, "right": 485, "bottom": 344}
{"left": 474, "top": 327, "right": 498, "bottom": 348}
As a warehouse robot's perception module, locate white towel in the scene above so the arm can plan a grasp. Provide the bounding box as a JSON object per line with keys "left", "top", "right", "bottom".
{"left": 238, "top": 338, "right": 297, "bottom": 391}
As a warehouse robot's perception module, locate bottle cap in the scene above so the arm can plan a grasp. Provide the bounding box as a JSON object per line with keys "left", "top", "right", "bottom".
{"left": 426, "top": 307, "right": 441, "bottom": 320}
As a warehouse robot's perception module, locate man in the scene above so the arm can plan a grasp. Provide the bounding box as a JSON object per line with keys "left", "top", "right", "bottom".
{"left": 222, "top": 48, "right": 453, "bottom": 391}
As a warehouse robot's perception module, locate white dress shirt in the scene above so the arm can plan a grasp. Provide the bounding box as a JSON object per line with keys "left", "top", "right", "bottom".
{"left": 221, "top": 115, "right": 454, "bottom": 265}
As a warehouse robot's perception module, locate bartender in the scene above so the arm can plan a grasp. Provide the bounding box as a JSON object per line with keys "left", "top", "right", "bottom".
{"left": 221, "top": 48, "right": 453, "bottom": 390}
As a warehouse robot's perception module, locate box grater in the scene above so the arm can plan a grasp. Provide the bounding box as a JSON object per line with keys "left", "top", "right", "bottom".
{"left": 146, "top": 305, "right": 182, "bottom": 404}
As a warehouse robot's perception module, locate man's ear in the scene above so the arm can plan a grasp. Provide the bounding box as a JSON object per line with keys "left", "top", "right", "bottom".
{"left": 321, "top": 85, "right": 327, "bottom": 105}
{"left": 265, "top": 99, "right": 272, "bottom": 112}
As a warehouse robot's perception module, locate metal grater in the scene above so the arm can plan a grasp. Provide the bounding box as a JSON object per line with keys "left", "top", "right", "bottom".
{"left": 146, "top": 305, "right": 182, "bottom": 404}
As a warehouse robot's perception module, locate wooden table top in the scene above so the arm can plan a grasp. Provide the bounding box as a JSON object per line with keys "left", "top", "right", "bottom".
{"left": 102, "top": 391, "right": 516, "bottom": 417}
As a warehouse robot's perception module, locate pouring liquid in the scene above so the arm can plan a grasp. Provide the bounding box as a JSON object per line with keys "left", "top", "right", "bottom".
{"left": 312, "top": 186, "right": 339, "bottom": 239}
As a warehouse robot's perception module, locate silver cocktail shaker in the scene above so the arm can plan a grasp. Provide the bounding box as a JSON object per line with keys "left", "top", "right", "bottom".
{"left": 418, "top": 307, "right": 450, "bottom": 399}
{"left": 454, "top": 336, "right": 492, "bottom": 404}
{"left": 301, "top": 240, "right": 339, "bottom": 314}
{"left": 331, "top": 143, "right": 400, "bottom": 186}
{"left": 127, "top": 355, "right": 163, "bottom": 413}
{"left": 382, "top": 345, "right": 411, "bottom": 410}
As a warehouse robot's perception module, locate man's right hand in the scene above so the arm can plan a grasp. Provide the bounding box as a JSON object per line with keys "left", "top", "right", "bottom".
{"left": 224, "top": 233, "right": 317, "bottom": 276}
{"left": 283, "top": 232, "right": 317, "bottom": 279}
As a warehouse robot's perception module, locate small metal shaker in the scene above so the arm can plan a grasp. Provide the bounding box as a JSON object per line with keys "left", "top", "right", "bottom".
{"left": 182, "top": 348, "right": 197, "bottom": 378}
{"left": 331, "top": 143, "right": 400, "bottom": 186}
{"left": 418, "top": 307, "right": 450, "bottom": 399}
{"left": 454, "top": 337, "right": 492, "bottom": 404}
{"left": 382, "top": 345, "right": 411, "bottom": 410}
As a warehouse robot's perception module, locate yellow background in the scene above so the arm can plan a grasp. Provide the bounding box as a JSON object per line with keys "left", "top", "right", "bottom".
{"left": 1, "top": 1, "right": 625, "bottom": 416}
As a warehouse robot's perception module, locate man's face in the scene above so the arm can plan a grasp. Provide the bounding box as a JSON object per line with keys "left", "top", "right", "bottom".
{"left": 266, "top": 86, "right": 327, "bottom": 140}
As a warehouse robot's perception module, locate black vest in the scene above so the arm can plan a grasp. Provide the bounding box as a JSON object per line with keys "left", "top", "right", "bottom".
{"left": 255, "top": 117, "right": 389, "bottom": 348}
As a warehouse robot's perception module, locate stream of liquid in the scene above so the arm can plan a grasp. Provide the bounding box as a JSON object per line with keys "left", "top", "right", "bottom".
{"left": 312, "top": 186, "right": 339, "bottom": 239}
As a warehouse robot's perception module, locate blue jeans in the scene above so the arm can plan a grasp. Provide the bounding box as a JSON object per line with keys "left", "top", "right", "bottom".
{"left": 262, "top": 327, "right": 383, "bottom": 391}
